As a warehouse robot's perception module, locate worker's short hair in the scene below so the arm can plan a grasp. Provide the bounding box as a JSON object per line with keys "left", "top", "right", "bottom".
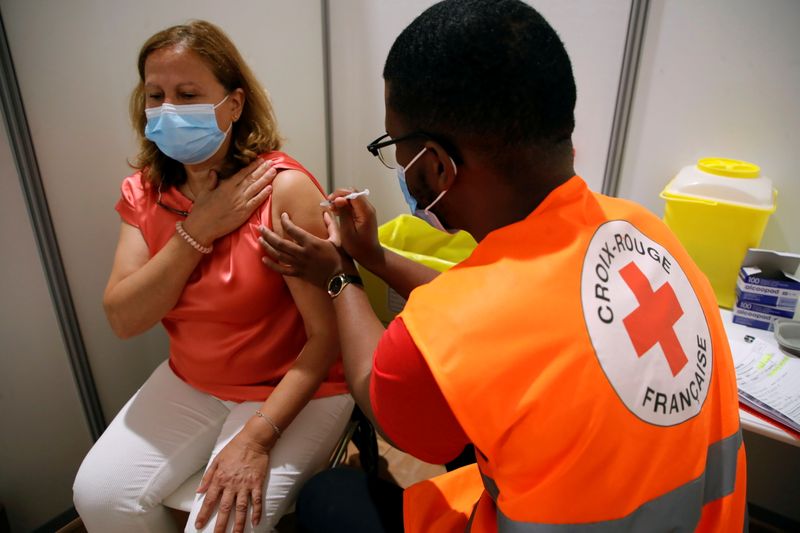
{"left": 384, "top": 0, "right": 576, "bottom": 149}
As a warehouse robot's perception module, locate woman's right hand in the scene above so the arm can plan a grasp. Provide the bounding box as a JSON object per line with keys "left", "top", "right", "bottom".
{"left": 325, "top": 188, "right": 384, "bottom": 269}
{"left": 183, "top": 158, "right": 277, "bottom": 246}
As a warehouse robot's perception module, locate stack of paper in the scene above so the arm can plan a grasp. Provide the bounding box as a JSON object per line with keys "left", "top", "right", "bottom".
{"left": 731, "top": 336, "right": 800, "bottom": 434}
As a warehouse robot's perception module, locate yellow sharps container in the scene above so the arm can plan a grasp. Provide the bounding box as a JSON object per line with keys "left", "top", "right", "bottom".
{"left": 660, "top": 158, "right": 777, "bottom": 308}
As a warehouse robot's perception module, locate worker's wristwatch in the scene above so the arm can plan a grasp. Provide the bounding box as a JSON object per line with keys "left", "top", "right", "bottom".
{"left": 326, "top": 273, "right": 363, "bottom": 299}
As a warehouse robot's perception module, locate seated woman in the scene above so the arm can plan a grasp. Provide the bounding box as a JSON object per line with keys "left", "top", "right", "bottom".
{"left": 73, "top": 20, "right": 352, "bottom": 533}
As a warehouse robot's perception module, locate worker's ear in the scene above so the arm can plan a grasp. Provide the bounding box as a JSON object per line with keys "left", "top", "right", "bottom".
{"left": 423, "top": 140, "right": 458, "bottom": 193}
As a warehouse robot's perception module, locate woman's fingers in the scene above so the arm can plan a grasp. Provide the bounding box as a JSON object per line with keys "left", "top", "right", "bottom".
{"left": 243, "top": 160, "right": 277, "bottom": 197}
{"left": 196, "top": 460, "right": 218, "bottom": 494}
{"left": 233, "top": 157, "right": 269, "bottom": 186}
{"left": 195, "top": 483, "right": 222, "bottom": 529}
{"left": 232, "top": 490, "right": 250, "bottom": 533}
{"left": 247, "top": 184, "right": 273, "bottom": 211}
{"left": 213, "top": 488, "right": 236, "bottom": 533}
{"left": 251, "top": 486, "right": 263, "bottom": 527}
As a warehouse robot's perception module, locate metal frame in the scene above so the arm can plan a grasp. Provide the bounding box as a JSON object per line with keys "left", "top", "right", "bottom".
{"left": 0, "top": 12, "right": 105, "bottom": 440}
{"left": 321, "top": 0, "right": 334, "bottom": 192}
{"left": 601, "top": 0, "right": 651, "bottom": 197}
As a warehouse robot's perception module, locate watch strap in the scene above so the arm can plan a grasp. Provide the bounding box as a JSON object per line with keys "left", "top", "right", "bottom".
{"left": 342, "top": 273, "right": 363, "bottom": 286}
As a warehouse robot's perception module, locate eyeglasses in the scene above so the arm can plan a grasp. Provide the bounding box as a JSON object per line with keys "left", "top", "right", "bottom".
{"left": 156, "top": 181, "right": 190, "bottom": 217}
{"left": 366, "top": 132, "right": 427, "bottom": 170}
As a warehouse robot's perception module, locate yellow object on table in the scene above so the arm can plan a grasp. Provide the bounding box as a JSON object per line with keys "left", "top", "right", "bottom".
{"left": 358, "top": 214, "right": 477, "bottom": 324}
{"left": 661, "top": 158, "right": 777, "bottom": 308}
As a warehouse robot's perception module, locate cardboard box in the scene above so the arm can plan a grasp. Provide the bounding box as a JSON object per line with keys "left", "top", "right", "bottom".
{"left": 732, "top": 298, "right": 795, "bottom": 318}
{"left": 733, "top": 249, "right": 800, "bottom": 330}
{"left": 732, "top": 306, "right": 785, "bottom": 331}
{"left": 737, "top": 249, "right": 800, "bottom": 291}
{"left": 735, "top": 286, "right": 798, "bottom": 310}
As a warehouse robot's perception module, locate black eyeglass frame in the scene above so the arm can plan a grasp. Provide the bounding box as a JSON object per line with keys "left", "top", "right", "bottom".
{"left": 366, "top": 131, "right": 460, "bottom": 170}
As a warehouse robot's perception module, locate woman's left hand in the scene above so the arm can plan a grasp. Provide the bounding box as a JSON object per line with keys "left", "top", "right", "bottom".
{"left": 194, "top": 432, "right": 271, "bottom": 533}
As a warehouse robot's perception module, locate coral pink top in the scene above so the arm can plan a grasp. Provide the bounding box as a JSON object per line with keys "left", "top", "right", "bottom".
{"left": 115, "top": 151, "right": 347, "bottom": 402}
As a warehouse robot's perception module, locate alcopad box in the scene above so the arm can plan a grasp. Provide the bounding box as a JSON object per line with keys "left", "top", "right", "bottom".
{"left": 733, "top": 249, "right": 800, "bottom": 330}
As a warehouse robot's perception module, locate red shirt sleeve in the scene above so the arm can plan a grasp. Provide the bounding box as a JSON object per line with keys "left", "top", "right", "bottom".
{"left": 370, "top": 316, "right": 469, "bottom": 465}
{"left": 114, "top": 173, "right": 144, "bottom": 228}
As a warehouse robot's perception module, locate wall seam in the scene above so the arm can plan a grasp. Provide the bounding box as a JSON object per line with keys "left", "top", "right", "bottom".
{"left": 0, "top": 11, "right": 105, "bottom": 440}
{"left": 321, "top": 0, "right": 334, "bottom": 191}
{"left": 601, "top": 0, "right": 651, "bottom": 197}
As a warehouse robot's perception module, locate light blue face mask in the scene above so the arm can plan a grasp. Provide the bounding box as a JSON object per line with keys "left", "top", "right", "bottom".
{"left": 396, "top": 147, "right": 453, "bottom": 231}
{"left": 144, "top": 94, "right": 231, "bottom": 165}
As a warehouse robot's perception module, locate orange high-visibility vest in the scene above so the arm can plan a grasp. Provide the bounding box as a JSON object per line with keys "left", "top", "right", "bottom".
{"left": 400, "top": 177, "right": 746, "bottom": 532}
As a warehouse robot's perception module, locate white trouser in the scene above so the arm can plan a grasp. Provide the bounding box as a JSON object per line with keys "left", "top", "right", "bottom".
{"left": 73, "top": 360, "right": 353, "bottom": 532}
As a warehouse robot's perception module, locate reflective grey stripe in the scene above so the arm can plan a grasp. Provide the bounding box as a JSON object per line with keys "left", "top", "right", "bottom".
{"left": 478, "top": 428, "right": 742, "bottom": 532}
{"left": 703, "top": 428, "right": 742, "bottom": 503}
{"left": 467, "top": 473, "right": 498, "bottom": 533}
{"left": 466, "top": 502, "right": 478, "bottom": 533}
{"left": 480, "top": 470, "right": 500, "bottom": 501}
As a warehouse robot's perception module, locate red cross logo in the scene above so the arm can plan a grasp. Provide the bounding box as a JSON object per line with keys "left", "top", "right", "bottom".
{"left": 619, "top": 261, "right": 688, "bottom": 376}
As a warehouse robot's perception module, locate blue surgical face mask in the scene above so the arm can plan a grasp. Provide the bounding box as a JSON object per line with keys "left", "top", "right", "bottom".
{"left": 396, "top": 147, "right": 454, "bottom": 231}
{"left": 144, "top": 94, "right": 231, "bottom": 165}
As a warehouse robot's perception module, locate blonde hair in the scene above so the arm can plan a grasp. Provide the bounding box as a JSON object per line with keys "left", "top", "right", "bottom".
{"left": 129, "top": 20, "right": 282, "bottom": 185}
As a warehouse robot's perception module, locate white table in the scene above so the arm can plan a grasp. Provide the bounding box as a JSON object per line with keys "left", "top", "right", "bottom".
{"left": 719, "top": 308, "right": 800, "bottom": 525}
{"left": 718, "top": 308, "right": 800, "bottom": 448}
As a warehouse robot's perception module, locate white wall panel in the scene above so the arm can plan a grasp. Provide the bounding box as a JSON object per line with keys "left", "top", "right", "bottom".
{"left": 328, "top": 0, "right": 631, "bottom": 224}
{"left": 0, "top": 0, "right": 328, "bottom": 418}
{"left": 0, "top": 116, "right": 93, "bottom": 531}
{"left": 617, "top": 2, "right": 800, "bottom": 521}
{"left": 534, "top": 1, "right": 632, "bottom": 192}
{"left": 618, "top": 0, "right": 800, "bottom": 254}
{"left": 328, "top": 1, "right": 423, "bottom": 224}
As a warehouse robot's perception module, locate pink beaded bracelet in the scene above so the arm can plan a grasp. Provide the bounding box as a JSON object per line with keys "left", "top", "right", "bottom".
{"left": 175, "top": 221, "right": 212, "bottom": 254}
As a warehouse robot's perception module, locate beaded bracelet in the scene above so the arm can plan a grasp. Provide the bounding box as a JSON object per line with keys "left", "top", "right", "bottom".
{"left": 255, "top": 410, "right": 282, "bottom": 438}
{"left": 175, "top": 221, "right": 212, "bottom": 254}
